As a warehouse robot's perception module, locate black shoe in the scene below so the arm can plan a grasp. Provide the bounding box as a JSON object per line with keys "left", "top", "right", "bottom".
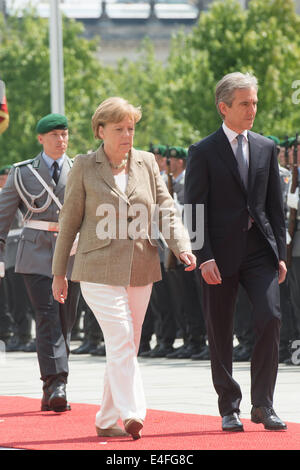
{"left": 140, "top": 344, "right": 160, "bottom": 357}
{"left": 222, "top": 412, "right": 244, "bottom": 432}
{"left": 71, "top": 340, "right": 99, "bottom": 354}
{"left": 90, "top": 344, "right": 106, "bottom": 356}
{"left": 21, "top": 339, "right": 36, "bottom": 352}
{"left": 177, "top": 344, "right": 204, "bottom": 359}
{"left": 251, "top": 406, "right": 287, "bottom": 430}
{"left": 42, "top": 378, "right": 69, "bottom": 413}
{"left": 166, "top": 345, "right": 186, "bottom": 359}
{"left": 41, "top": 394, "right": 71, "bottom": 412}
{"left": 233, "top": 345, "right": 252, "bottom": 362}
{"left": 191, "top": 345, "right": 210, "bottom": 360}
{"left": 150, "top": 345, "right": 174, "bottom": 358}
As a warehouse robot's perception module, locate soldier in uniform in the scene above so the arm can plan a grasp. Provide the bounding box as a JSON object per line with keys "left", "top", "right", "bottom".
{"left": 164, "top": 147, "right": 206, "bottom": 359}
{"left": 285, "top": 155, "right": 300, "bottom": 364}
{"left": 139, "top": 144, "right": 176, "bottom": 358}
{"left": 0, "top": 113, "right": 80, "bottom": 411}
{"left": 232, "top": 141, "right": 295, "bottom": 363}
{"left": 0, "top": 166, "right": 14, "bottom": 344}
{"left": 0, "top": 165, "right": 35, "bottom": 352}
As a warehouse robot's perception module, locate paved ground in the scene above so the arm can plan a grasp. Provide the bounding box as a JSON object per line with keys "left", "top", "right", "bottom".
{"left": 1, "top": 339, "right": 300, "bottom": 426}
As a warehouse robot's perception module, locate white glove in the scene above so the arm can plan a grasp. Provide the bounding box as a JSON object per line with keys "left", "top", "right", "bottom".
{"left": 0, "top": 262, "right": 5, "bottom": 278}
{"left": 287, "top": 187, "right": 299, "bottom": 210}
{"left": 286, "top": 230, "right": 292, "bottom": 245}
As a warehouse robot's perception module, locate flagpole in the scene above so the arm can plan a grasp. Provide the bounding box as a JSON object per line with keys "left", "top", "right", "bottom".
{"left": 49, "top": 0, "right": 65, "bottom": 114}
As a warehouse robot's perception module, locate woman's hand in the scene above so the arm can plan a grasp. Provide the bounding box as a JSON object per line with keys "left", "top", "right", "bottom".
{"left": 278, "top": 260, "right": 287, "bottom": 284}
{"left": 179, "top": 251, "right": 197, "bottom": 271}
{"left": 52, "top": 275, "right": 68, "bottom": 304}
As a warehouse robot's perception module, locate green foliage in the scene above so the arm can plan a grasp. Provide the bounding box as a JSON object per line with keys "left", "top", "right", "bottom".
{"left": 166, "top": 0, "right": 300, "bottom": 138}
{"left": 0, "top": 10, "right": 113, "bottom": 164}
{"left": 2, "top": 0, "right": 300, "bottom": 166}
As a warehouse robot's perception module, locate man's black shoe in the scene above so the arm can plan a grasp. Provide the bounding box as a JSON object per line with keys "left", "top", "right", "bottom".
{"left": 191, "top": 345, "right": 210, "bottom": 360}
{"left": 150, "top": 345, "right": 174, "bottom": 358}
{"left": 42, "top": 378, "right": 69, "bottom": 412}
{"left": 222, "top": 412, "right": 244, "bottom": 432}
{"left": 233, "top": 345, "right": 252, "bottom": 362}
{"left": 21, "top": 339, "right": 36, "bottom": 352}
{"left": 166, "top": 345, "right": 186, "bottom": 359}
{"left": 90, "top": 344, "right": 106, "bottom": 356}
{"left": 251, "top": 406, "right": 287, "bottom": 430}
{"left": 139, "top": 344, "right": 161, "bottom": 358}
{"left": 177, "top": 344, "right": 204, "bottom": 359}
{"left": 71, "top": 340, "right": 98, "bottom": 354}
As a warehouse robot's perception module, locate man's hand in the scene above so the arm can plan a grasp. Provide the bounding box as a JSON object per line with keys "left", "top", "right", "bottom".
{"left": 278, "top": 260, "right": 287, "bottom": 284}
{"left": 200, "top": 260, "right": 222, "bottom": 285}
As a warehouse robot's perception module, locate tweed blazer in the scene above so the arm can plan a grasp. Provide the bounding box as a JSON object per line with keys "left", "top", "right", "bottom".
{"left": 52, "top": 145, "right": 191, "bottom": 286}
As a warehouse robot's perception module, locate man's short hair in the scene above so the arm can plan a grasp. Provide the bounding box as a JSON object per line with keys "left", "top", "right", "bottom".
{"left": 215, "top": 72, "right": 258, "bottom": 119}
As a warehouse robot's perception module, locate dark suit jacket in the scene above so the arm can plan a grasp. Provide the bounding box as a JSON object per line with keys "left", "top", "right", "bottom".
{"left": 184, "top": 126, "right": 286, "bottom": 277}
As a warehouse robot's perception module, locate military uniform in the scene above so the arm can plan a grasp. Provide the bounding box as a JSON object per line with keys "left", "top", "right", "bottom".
{"left": 285, "top": 164, "right": 300, "bottom": 363}
{"left": 0, "top": 114, "right": 80, "bottom": 410}
{"left": 164, "top": 147, "right": 206, "bottom": 359}
{"left": 4, "top": 208, "right": 35, "bottom": 352}
{"left": 139, "top": 145, "right": 177, "bottom": 357}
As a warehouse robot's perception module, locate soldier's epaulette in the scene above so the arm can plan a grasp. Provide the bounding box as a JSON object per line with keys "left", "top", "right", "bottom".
{"left": 13, "top": 158, "right": 34, "bottom": 168}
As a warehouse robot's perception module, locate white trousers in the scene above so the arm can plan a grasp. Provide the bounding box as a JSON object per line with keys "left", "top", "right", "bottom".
{"left": 80, "top": 281, "right": 153, "bottom": 429}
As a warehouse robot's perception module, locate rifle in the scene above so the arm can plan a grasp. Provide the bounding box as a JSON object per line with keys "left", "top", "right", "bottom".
{"left": 165, "top": 146, "right": 178, "bottom": 270}
{"left": 284, "top": 135, "right": 290, "bottom": 170}
{"left": 287, "top": 134, "right": 299, "bottom": 268}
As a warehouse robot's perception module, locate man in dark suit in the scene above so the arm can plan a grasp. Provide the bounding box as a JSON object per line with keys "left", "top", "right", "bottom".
{"left": 184, "top": 72, "right": 287, "bottom": 431}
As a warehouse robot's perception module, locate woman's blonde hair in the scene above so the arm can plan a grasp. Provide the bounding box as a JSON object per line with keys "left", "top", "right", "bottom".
{"left": 92, "top": 97, "right": 142, "bottom": 139}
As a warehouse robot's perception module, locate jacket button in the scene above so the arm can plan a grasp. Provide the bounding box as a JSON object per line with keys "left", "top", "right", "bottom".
{"left": 127, "top": 216, "right": 133, "bottom": 222}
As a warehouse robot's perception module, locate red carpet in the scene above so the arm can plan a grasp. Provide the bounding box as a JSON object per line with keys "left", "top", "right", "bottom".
{"left": 0, "top": 396, "right": 299, "bottom": 450}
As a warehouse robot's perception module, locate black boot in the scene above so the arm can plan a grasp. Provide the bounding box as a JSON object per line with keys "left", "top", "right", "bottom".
{"left": 41, "top": 376, "right": 71, "bottom": 412}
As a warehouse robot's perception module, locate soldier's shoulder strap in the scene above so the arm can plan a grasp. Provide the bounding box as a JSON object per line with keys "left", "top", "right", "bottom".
{"left": 13, "top": 158, "right": 34, "bottom": 168}
{"left": 13, "top": 152, "right": 42, "bottom": 169}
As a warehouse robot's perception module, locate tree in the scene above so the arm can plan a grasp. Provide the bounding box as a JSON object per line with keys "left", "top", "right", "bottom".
{"left": 165, "top": 0, "right": 300, "bottom": 139}
{"left": 110, "top": 38, "right": 200, "bottom": 149}
{"left": 0, "top": 10, "right": 113, "bottom": 165}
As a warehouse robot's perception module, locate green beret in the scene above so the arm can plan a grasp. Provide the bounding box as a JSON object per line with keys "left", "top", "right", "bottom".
{"left": 169, "top": 146, "right": 186, "bottom": 159}
{"left": 36, "top": 113, "right": 68, "bottom": 134}
{"left": 152, "top": 144, "right": 167, "bottom": 156}
{"left": 0, "top": 164, "right": 12, "bottom": 175}
{"left": 266, "top": 135, "right": 280, "bottom": 145}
